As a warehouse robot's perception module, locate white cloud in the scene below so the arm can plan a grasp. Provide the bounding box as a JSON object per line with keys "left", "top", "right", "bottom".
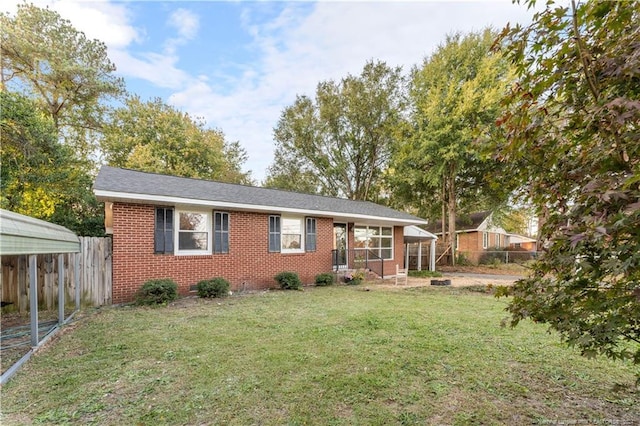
{"left": 0, "top": 0, "right": 141, "bottom": 50}
{"left": 164, "top": 8, "right": 200, "bottom": 55}
{"left": 52, "top": 0, "right": 141, "bottom": 50}
{"left": 168, "top": 8, "right": 199, "bottom": 41}
{"left": 110, "top": 50, "right": 191, "bottom": 90}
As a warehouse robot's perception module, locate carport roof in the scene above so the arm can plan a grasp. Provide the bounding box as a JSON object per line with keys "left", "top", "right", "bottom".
{"left": 0, "top": 209, "right": 80, "bottom": 255}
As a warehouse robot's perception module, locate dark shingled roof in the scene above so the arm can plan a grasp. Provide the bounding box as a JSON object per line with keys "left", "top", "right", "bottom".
{"left": 424, "top": 211, "right": 492, "bottom": 234}
{"left": 94, "top": 166, "right": 426, "bottom": 224}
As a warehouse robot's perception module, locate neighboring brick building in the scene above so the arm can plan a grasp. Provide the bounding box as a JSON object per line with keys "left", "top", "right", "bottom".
{"left": 94, "top": 166, "right": 427, "bottom": 303}
{"left": 427, "top": 211, "right": 512, "bottom": 264}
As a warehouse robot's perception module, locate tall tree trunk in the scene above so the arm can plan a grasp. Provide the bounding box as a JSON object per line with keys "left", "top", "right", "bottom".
{"left": 447, "top": 163, "right": 457, "bottom": 266}
{"left": 441, "top": 179, "right": 447, "bottom": 245}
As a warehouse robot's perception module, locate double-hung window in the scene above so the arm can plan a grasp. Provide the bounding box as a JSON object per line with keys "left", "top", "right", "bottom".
{"left": 213, "top": 212, "right": 229, "bottom": 253}
{"left": 282, "top": 217, "right": 303, "bottom": 252}
{"left": 177, "top": 210, "right": 211, "bottom": 254}
{"left": 155, "top": 207, "right": 174, "bottom": 254}
{"left": 482, "top": 232, "right": 489, "bottom": 249}
{"left": 269, "top": 215, "right": 307, "bottom": 253}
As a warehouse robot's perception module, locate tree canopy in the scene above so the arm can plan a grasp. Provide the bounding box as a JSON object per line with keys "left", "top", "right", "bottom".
{"left": 1, "top": 3, "right": 124, "bottom": 156}
{"left": 390, "top": 29, "right": 513, "bottom": 261}
{"left": 266, "top": 60, "right": 406, "bottom": 200}
{"left": 101, "top": 96, "right": 251, "bottom": 184}
{"left": 0, "top": 92, "right": 104, "bottom": 235}
{"left": 495, "top": 0, "right": 640, "bottom": 367}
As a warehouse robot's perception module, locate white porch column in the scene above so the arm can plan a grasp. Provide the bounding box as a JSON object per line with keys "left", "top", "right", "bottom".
{"left": 404, "top": 243, "right": 409, "bottom": 269}
{"left": 417, "top": 242, "right": 423, "bottom": 271}
{"left": 430, "top": 239, "right": 436, "bottom": 271}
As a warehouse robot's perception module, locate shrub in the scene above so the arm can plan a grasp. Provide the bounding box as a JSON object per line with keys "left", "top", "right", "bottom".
{"left": 456, "top": 252, "right": 474, "bottom": 266}
{"left": 315, "top": 273, "right": 334, "bottom": 286}
{"left": 344, "top": 270, "right": 365, "bottom": 285}
{"left": 275, "top": 272, "right": 302, "bottom": 290}
{"left": 196, "top": 277, "right": 230, "bottom": 298}
{"left": 478, "top": 249, "right": 505, "bottom": 265}
{"left": 136, "top": 279, "right": 178, "bottom": 305}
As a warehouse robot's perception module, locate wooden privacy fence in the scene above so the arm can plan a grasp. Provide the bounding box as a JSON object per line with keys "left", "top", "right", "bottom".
{"left": 1, "top": 237, "right": 112, "bottom": 311}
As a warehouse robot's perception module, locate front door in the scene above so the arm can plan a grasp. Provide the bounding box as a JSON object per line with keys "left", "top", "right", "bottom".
{"left": 333, "top": 223, "right": 347, "bottom": 269}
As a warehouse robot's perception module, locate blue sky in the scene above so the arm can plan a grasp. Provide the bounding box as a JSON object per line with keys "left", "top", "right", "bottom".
{"left": 3, "top": 1, "right": 536, "bottom": 182}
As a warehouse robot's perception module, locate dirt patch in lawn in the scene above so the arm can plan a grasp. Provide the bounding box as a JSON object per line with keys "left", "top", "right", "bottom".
{"left": 437, "top": 264, "right": 529, "bottom": 276}
{"left": 371, "top": 274, "right": 519, "bottom": 290}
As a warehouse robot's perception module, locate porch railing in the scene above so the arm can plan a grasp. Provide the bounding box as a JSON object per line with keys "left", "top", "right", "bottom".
{"left": 331, "top": 249, "right": 384, "bottom": 278}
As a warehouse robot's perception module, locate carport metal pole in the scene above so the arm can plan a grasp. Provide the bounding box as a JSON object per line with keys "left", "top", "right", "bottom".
{"left": 75, "top": 251, "right": 80, "bottom": 311}
{"left": 58, "top": 255, "right": 65, "bottom": 326}
{"left": 29, "top": 255, "right": 39, "bottom": 347}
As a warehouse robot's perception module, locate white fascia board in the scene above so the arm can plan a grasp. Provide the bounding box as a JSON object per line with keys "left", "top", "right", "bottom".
{"left": 94, "top": 190, "right": 428, "bottom": 226}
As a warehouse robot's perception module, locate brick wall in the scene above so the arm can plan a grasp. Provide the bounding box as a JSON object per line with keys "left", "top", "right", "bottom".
{"left": 112, "top": 203, "right": 335, "bottom": 303}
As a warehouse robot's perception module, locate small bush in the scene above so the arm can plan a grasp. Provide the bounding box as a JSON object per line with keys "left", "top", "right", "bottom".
{"left": 275, "top": 271, "right": 302, "bottom": 290}
{"left": 456, "top": 252, "right": 474, "bottom": 266}
{"left": 315, "top": 273, "right": 334, "bottom": 286}
{"left": 344, "top": 270, "right": 365, "bottom": 285}
{"left": 136, "top": 279, "right": 178, "bottom": 305}
{"left": 197, "top": 277, "right": 230, "bottom": 298}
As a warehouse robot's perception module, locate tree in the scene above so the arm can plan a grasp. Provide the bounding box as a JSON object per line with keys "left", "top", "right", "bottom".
{"left": 495, "top": 0, "right": 640, "bottom": 368}
{"left": 101, "top": 96, "right": 251, "bottom": 184}
{"left": 390, "top": 29, "right": 513, "bottom": 264}
{"left": 0, "top": 91, "right": 104, "bottom": 235}
{"left": 1, "top": 3, "right": 124, "bottom": 156}
{"left": 266, "top": 60, "right": 406, "bottom": 200}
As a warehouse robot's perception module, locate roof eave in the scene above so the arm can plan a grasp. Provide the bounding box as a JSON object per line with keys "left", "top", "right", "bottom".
{"left": 94, "top": 190, "right": 428, "bottom": 227}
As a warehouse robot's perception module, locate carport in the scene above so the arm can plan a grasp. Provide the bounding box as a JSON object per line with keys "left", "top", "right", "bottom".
{"left": 0, "top": 209, "right": 81, "bottom": 384}
{"left": 403, "top": 225, "right": 437, "bottom": 271}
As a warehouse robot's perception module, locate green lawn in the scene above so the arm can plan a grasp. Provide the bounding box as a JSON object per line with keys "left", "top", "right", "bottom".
{"left": 1, "top": 285, "right": 638, "bottom": 425}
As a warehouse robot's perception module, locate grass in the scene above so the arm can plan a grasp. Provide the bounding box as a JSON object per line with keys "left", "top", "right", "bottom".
{"left": 1, "top": 285, "right": 638, "bottom": 425}
{"left": 407, "top": 270, "right": 442, "bottom": 278}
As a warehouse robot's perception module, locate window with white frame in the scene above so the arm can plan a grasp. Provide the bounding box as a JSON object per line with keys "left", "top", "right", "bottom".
{"left": 177, "top": 210, "right": 211, "bottom": 254}
{"left": 482, "top": 232, "right": 489, "bottom": 249}
{"left": 269, "top": 215, "right": 306, "bottom": 253}
{"left": 354, "top": 225, "right": 393, "bottom": 260}
{"left": 282, "top": 217, "right": 303, "bottom": 251}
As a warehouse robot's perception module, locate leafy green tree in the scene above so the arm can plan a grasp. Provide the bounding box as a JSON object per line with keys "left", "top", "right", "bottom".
{"left": 0, "top": 91, "right": 104, "bottom": 235}
{"left": 101, "top": 96, "right": 251, "bottom": 183}
{"left": 1, "top": 3, "right": 124, "bottom": 156}
{"left": 391, "top": 29, "right": 513, "bottom": 263}
{"left": 266, "top": 60, "right": 406, "bottom": 200}
{"left": 495, "top": 0, "right": 640, "bottom": 367}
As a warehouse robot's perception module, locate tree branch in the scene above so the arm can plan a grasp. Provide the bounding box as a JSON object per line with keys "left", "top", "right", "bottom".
{"left": 571, "top": 0, "right": 600, "bottom": 101}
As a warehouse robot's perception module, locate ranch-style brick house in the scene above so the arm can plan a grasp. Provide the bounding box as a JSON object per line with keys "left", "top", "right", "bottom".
{"left": 94, "top": 166, "right": 428, "bottom": 303}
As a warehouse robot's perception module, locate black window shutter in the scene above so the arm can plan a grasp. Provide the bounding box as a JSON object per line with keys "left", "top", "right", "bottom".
{"left": 155, "top": 207, "right": 174, "bottom": 254}
{"left": 269, "top": 215, "right": 281, "bottom": 252}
